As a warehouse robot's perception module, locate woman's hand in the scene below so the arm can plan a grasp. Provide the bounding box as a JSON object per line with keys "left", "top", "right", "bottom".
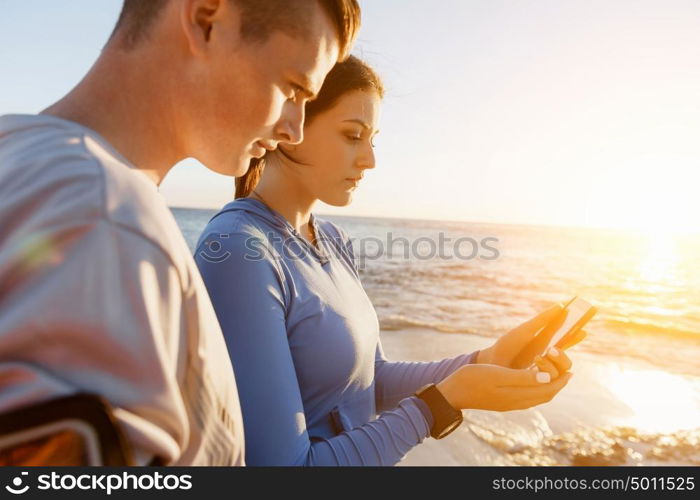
{"left": 531, "top": 346, "right": 572, "bottom": 380}
{"left": 435, "top": 363, "right": 573, "bottom": 411}
{"left": 476, "top": 304, "right": 587, "bottom": 369}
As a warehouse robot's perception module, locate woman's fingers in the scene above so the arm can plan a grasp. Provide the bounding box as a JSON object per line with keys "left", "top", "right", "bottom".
{"left": 514, "top": 304, "right": 563, "bottom": 336}
{"left": 558, "top": 328, "right": 587, "bottom": 351}
{"left": 543, "top": 346, "right": 572, "bottom": 374}
{"left": 533, "top": 355, "right": 560, "bottom": 379}
{"left": 505, "top": 304, "right": 565, "bottom": 351}
{"left": 508, "top": 305, "right": 570, "bottom": 369}
{"left": 507, "top": 372, "right": 573, "bottom": 402}
{"left": 493, "top": 365, "right": 557, "bottom": 387}
{"left": 491, "top": 371, "right": 573, "bottom": 411}
{"left": 440, "top": 364, "right": 573, "bottom": 412}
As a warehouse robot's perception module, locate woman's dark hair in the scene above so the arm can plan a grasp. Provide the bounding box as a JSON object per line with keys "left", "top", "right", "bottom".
{"left": 235, "top": 55, "right": 384, "bottom": 198}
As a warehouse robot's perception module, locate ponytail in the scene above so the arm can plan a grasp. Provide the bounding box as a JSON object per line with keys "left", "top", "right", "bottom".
{"left": 235, "top": 157, "right": 265, "bottom": 199}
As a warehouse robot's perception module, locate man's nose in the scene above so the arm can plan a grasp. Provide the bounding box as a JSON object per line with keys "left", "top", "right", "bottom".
{"left": 273, "top": 102, "right": 305, "bottom": 145}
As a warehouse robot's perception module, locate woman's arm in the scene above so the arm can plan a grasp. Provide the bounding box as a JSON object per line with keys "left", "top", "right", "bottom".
{"left": 374, "top": 341, "right": 480, "bottom": 412}
{"left": 195, "top": 231, "right": 434, "bottom": 466}
{"left": 325, "top": 221, "right": 481, "bottom": 414}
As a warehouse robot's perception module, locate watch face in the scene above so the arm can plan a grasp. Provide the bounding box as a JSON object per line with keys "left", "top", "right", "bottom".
{"left": 436, "top": 417, "right": 462, "bottom": 439}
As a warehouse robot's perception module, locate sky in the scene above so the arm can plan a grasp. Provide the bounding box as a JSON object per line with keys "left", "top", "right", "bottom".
{"left": 2, "top": 0, "right": 700, "bottom": 232}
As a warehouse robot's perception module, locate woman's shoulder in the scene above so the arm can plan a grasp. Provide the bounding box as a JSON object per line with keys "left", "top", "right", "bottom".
{"left": 314, "top": 216, "right": 358, "bottom": 267}
{"left": 315, "top": 216, "right": 355, "bottom": 254}
{"left": 195, "top": 200, "right": 279, "bottom": 255}
{"left": 314, "top": 216, "right": 352, "bottom": 245}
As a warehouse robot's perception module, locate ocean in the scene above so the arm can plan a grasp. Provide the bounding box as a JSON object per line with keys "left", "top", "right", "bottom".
{"left": 172, "top": 206, "right": 700, "bottom": 465}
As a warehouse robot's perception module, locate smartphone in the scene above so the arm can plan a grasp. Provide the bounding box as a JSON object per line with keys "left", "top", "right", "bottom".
{"left": 511, "top": 297, "right": 597, "bottom": 369}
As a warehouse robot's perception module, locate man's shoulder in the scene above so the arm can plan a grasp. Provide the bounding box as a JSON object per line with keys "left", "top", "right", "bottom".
{"left": 0, "top": 114, "right": 188, "bottom": 269}
{"left": 0, "top": 114, "right": 105, "bottom": 222}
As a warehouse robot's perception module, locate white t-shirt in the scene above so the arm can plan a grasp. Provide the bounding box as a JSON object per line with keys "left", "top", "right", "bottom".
{"left": 0, "top": 114, "right": 244, "bottom": 465}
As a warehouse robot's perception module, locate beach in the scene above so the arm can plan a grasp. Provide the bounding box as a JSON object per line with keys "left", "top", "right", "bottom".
{"left": 381, "top": 328, "right": 700, "bottom": 466}
{"left": 173, "top": 206, "right": 700, "bottom": 466}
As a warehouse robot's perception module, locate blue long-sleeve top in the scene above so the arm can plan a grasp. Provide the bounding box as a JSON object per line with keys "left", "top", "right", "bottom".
{"left": 194, "top": 198, "right": 479, "bottom": 465}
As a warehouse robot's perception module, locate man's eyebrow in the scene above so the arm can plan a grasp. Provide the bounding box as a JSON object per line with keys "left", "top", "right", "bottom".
{"left": 293, "top": 74, "right": 316, "bottom": 99}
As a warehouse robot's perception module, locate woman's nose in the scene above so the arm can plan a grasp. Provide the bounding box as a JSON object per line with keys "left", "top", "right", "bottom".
{"left": 358, "top": 145, "right": 376, "bottom": 170}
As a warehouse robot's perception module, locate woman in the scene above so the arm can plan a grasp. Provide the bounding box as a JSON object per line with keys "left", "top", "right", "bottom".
{"left": 195, "top": 56, "right": 581, "bottom": 465}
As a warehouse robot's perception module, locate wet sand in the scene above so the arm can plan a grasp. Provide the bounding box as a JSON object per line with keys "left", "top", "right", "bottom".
{"left": 379, "top": 328, "right": 700, "bottom": 466}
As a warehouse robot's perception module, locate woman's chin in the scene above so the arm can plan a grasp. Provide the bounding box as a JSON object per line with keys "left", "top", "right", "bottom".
{"left": 321, "top": 192, "right": 354, "bottom": 207}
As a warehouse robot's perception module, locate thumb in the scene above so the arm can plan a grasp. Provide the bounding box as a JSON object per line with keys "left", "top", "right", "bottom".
{"left": 523, "top": 303, "right": 565, "bottom": 331}
{"left": 510, "top": 303, "right": 564, "bottom": 342}
{"left": 558, "top": 328, "right": 587, "bottom": 351}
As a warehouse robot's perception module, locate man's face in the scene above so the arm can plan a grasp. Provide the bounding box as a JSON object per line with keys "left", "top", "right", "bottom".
{"left": 187, "top": 5, "right": 340, "bottom": 177}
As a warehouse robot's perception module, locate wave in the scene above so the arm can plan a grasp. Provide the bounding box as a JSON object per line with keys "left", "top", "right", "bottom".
{"left": 380, "top": 308, "right": 700, "bottom": 340}
{"left": 490, "top": 425, "right": 700, "bottom": 466}
{"left": 380, "top": 315, "right": 476, "bottom": 334}
{"left": 465, "top": 412, "right": 700, "bottom": 466}
{"left": 601, "top": 317, "right": 699, "bottom": 341}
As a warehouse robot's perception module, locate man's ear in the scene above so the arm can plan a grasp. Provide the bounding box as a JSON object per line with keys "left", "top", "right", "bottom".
{"left": 180, "top": 0, "right": 230, "bottom": 54}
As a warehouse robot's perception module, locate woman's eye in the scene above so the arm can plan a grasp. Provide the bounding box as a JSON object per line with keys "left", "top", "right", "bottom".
{"left": 345, "top": 134, "right": 362, "bottom": 142}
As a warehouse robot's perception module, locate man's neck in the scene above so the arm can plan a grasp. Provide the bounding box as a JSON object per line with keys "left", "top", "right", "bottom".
{"left": 42, "top": 46, "right": 183, "bottom": 186}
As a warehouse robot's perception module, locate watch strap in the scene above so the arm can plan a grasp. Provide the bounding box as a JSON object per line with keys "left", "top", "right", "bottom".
{"left": 414, "top": 383, "right": 463, "bottom": 439}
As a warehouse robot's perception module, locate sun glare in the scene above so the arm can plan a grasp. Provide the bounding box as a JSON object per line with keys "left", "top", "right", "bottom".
{"left": 605, "top": 365, "right": 700, "bottom": 433}
{"left": 638, "top": 231, "right": 679, "bottom": 285}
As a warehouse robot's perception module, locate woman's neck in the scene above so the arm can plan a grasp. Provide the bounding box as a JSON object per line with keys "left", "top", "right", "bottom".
{"left": 250, "top": 161, "right": 317, "bottom": 238}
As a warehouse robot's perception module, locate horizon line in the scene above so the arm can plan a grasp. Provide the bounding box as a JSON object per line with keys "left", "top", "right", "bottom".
{"left": 168, "top": 204, "right": 700, "bottom": 236}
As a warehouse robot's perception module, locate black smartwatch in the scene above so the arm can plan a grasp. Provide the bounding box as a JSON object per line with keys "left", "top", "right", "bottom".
{"left": 414, "top": 383, "right": 463, "bottom": 439}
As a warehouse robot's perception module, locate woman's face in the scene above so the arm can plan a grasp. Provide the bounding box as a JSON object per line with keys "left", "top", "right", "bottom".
{"left": 280, "top": 89, "right": 381, "bottom": 206}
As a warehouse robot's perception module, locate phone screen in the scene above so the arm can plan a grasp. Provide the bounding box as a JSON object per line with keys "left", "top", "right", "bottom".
{"left": 545, "top": 297, "right": 596, "bottom": 351}
{"left": 510, "top": 297, "right": 597, "bottom": 369}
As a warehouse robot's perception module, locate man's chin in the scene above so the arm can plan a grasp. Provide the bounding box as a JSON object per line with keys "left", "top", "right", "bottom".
{"left": 232, "top": 157, "right": 254, "bottom": 177}
{"left": 206, "top": 156, "right": 251, "bottom": 178}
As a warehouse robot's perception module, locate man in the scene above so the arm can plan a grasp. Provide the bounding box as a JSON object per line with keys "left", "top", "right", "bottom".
{"left": 0, "top": 0, "right": 359, "bottom": 465}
